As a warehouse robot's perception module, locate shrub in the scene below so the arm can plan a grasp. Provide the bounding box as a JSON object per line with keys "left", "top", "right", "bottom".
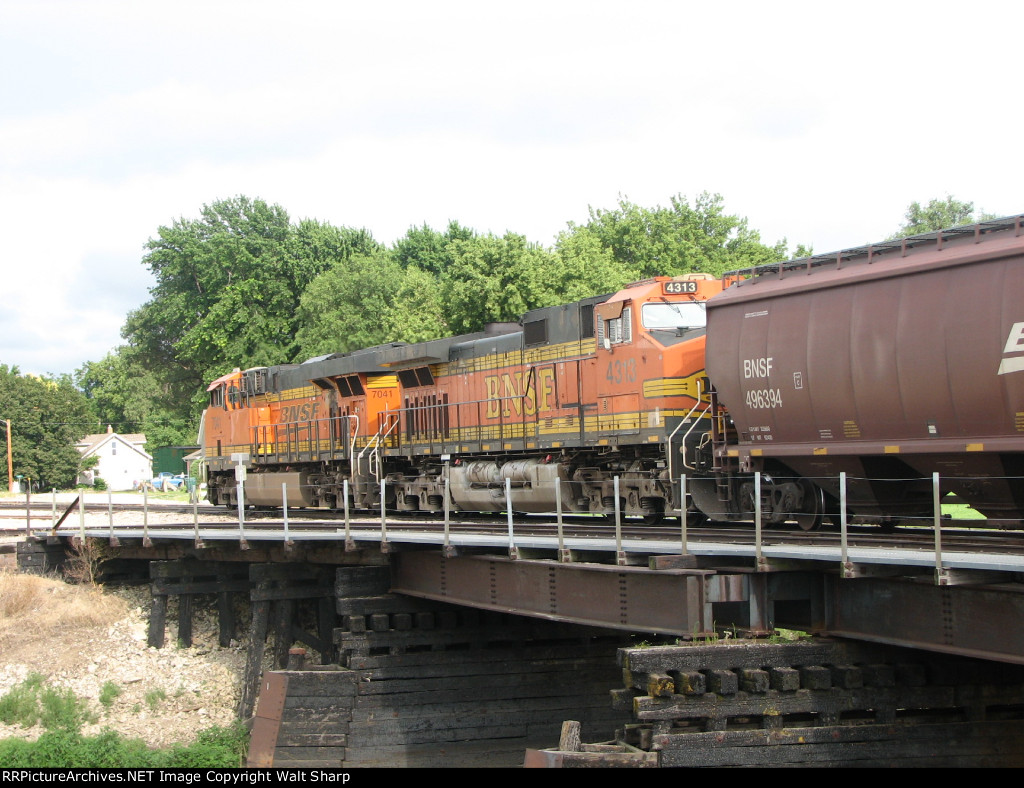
{"left": 0, "top": 674, "right": 93, "bottom": 731}
{"left": 158, "top": 722, "right": 249, "bottom": 768}
{"left": 98, "top": 682, "right": 122, "bottom": 709}
{"left": 144, "top": 689, "right": 166, "bottom": 711}
{"left": 0, "top": 722, "right": 249, "bottom": 768}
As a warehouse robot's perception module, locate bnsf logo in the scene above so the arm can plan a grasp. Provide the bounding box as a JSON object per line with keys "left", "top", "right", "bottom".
{"left": 484, "top": 369, "right": 556, "bottom": 418}
{"left": 999, "top": 322, "right": 1024, "bottom": 376}
{"left": 281, "top": 402, "right": 320, "bottom": 422}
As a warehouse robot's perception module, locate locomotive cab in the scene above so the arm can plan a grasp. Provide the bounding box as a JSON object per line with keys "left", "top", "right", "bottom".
{"left": 585, "top": 274, "right": 727, "bottom": 521}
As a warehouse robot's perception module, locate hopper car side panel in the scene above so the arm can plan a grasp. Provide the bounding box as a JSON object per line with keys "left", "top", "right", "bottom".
{"left": 704, "top": 216, "right": 1024, "bottom": 526}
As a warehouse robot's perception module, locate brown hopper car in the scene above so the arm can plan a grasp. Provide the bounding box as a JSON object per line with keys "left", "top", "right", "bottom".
{"left": 702, "top": 215, "right": 1024, "bottom": 528}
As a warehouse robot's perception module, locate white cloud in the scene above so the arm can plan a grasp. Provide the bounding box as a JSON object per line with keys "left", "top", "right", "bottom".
{"left": 1, "top": 0, "right": 1022, "bottom": 375}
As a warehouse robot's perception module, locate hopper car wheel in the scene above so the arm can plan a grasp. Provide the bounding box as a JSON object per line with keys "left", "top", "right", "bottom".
{"left": 684, "top": 506, "right": 709, "bottom": 527}
{"left": 793, "top": 480, "right": 825, "bottom": 532}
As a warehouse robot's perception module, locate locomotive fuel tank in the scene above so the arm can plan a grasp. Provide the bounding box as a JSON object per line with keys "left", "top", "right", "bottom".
{"left": 705, "top": 217, "right": 1024, "bottom": 524}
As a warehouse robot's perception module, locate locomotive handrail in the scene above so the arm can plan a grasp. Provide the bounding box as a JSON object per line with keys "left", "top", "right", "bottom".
{"left": 251, "top": 414, "right": 354, "bottom": 465}
{"left": 390, "top": 392, "right": 533, "bottom": 452}
{"left": 667, "top": 400, "right": 711, "bottom": 484}
{"left": 362, "top": 414, "right": 401, "bottom": 482}
{"left": 347, "top": 414, "right": 359, "bottom": 461}
{"left": 679, "top": 402, "right": 712, "bottom": 471}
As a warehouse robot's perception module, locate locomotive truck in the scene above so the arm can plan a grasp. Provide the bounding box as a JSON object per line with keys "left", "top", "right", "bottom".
{"left": 199, "top": 214, "right": 1024, "bottom": 530}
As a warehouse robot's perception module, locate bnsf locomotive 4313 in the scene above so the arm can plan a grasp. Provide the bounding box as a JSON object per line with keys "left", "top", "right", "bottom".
{"left": 201, "top": 272, "right": 727, "bottom": 524}
{"left": 200, "top": 215, "right": 1024, "bottom": 530}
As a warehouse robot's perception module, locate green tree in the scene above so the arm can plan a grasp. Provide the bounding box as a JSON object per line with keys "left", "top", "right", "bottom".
{"left": 563, "top": 192, "right": 790, "bottom": 280}
{"left": 0, "top": 366, "right": 93, "bottom": 490}
{"left": 383, "top": 265, "right": 450, "bottom": 343}
{"left": 391, "top": 221, "right": 475, "bottom": 275}
{"left": 75, "top": 352, "right": 193, "bottom": 450}
{"left": 120, "top": 197, "right": 377, "bottom": 425}
{"left": 551, "top": 228, "right": 632, "bottom": 300}
{"left": 439, "top": 233, "right": 560, "bottom": 335}
{"left": 294, "top": 249, "right": 403, "bottom": 358}
{"left": 891, "top": 196, "right": 998, "bottom": 237}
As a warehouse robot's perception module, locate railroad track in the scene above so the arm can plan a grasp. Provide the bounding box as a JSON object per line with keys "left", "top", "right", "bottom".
{"left": 5, "top": 498, "right": 1023, "bottom": 558}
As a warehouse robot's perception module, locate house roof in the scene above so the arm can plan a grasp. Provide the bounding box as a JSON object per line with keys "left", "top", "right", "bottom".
{"left": 76, "top": 431, "right": 152, "bottom": 461}
{"left": 77, "top": 432, "right": 146, "bottom": 449}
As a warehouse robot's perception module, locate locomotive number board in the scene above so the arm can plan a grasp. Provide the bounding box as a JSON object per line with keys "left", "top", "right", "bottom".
{"left": 663, "top": 281, "right": 698, "bottom": 294}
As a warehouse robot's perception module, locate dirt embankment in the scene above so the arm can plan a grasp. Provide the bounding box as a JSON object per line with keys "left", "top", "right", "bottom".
{"left": 0, "top": 570, "right": 249, "bottom": 749}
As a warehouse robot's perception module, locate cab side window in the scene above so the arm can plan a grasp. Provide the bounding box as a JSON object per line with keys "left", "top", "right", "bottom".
{"left": 599, "top": 305, "right": 632, "bottom": 345}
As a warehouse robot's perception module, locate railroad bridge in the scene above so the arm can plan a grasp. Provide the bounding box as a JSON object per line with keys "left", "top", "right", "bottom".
{"left": 8, "top": 491, "right": 1024, "bottom": 768}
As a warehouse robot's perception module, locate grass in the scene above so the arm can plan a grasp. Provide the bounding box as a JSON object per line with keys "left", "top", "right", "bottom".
{"left": 0, "top": 571, "right": 247, "bottom": 767}
{"left": 144, "top": 689, "right": 166, "bottom": 711}
{"left": 98, "top": 682, "right": 122, "bottom": 709}
{"left": 0, "top": 674, "right": 247, "bottom": 768}
{"left": 0, "top": 722, "right": 249, "bottom": 768}
{"left": 942, "top": 502, "right": 987, "bottom": 521}
{"left": 0, "top": 571, "right": 129, "bottom": 653}
{"left": 0, "top": 673, "right": 96, "bottom": 731}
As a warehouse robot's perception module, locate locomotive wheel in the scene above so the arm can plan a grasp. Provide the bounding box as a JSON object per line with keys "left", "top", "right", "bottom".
{"left": 641, "top": 497, "right": 665, "bottom": 526}
{"left": 793, "top": 480, "right": 825, "bottom": 532}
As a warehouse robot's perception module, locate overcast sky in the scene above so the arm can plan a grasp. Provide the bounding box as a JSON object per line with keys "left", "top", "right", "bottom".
{"left": 2, "top": 0, "right": 1021, "bottom": 378}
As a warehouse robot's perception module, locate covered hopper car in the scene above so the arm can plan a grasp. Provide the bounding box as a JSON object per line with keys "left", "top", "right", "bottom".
{"left": 700, "top": 214, "right": 1024, "bottom": 529}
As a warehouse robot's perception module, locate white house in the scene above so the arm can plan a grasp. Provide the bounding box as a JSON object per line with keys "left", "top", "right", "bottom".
{"left": 76, "top": 426, "right": 152, "bottom": 491}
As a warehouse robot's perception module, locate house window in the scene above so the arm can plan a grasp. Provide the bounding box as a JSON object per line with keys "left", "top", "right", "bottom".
{"left": 111, "top": 442, "right": 117, "bottom": 455}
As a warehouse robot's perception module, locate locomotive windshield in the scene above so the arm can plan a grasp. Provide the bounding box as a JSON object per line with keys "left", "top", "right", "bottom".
{"left": 642, "top": 301, "right": 706, "bottom": 330}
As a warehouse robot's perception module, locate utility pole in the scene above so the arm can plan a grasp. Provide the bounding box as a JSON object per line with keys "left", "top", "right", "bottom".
{"left": 2, "top": 419, "right": 10, "bottom": 493}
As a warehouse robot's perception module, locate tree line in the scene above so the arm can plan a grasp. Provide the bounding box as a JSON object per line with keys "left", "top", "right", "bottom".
{"left": 0, "top": 194, "right": 995, "bottom": 490}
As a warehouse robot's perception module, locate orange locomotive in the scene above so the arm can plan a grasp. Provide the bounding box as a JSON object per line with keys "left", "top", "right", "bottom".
{"left": 200, "top": 274, "right": 727, "bottom": 521}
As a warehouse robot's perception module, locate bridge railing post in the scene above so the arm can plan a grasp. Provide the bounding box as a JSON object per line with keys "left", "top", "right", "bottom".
{"left": 443, "top": 477, "right": 455, "bottom": 558}
{"left": 78, "top": 490, "right": 86, "bottom": 545}
{"left": 614, "top": 476, "right": 625, "bottom": 565}
{"left": 556, "top": 479, "right": 570, "bottom": 563}
{"left": 143, "top": 488, "right": 151, "bottom": 547}
{"left": 506, "top": 477, "right": 518, "bottom": 559}
{"left": 933, "top": 472, "right": 947, "bottom": 585}
{"left": 380, "top": 478, "right": 389, "bottom": 552}
{"left": 680, "top": 474, "right": 689, "bottom": 557}
{"left": 192, "top": 488, "right": 202, "bottom": 549}
{"left": 343, "top": 479, "right": 355, "bottom": 551}
{"left": 108, "top": 489, "right": 119, "bottom": 547}
{"left": 236, "top": 480, "right": 247, "bottom": 550}
{"left": 754, "top": 472, "right": 764, "bottom": 570}
{"left": 282, "top": 482, "right": 292, "bottom": 548}
{"left": 840, "top": 471, "right": 850, "bottom": 577}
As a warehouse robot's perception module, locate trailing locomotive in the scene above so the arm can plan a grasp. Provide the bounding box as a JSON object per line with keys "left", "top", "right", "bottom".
{"left": 200, "top": 273, "right": 732, "bottom": 523}
{"left": 200, "top": 214, "right": 1024, "bottom": 530}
